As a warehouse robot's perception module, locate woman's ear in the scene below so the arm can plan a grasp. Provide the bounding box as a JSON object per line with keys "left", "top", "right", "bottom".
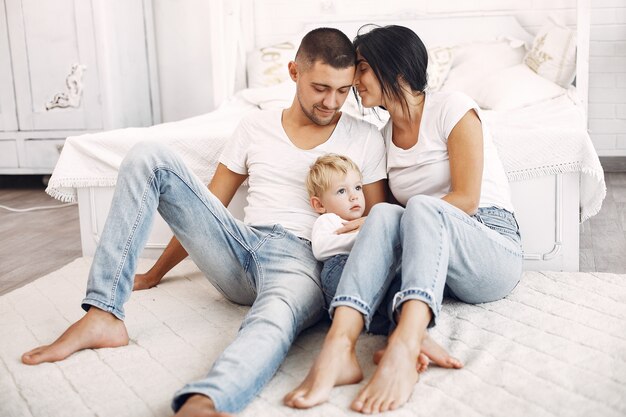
{"left": 310, "top": 196, "right": 326, "bottom": 214}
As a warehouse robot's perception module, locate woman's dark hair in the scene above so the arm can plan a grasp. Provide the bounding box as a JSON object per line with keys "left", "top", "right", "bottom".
{"left": 353, "top": 25, "right": 428, "bottom": 114}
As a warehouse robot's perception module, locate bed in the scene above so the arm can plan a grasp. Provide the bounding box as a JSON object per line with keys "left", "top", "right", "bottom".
{"left": 45, "top": 12, "right": 605, "bottom": 272}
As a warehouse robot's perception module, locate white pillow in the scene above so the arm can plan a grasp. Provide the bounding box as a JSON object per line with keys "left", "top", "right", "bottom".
{"left": 524, "top": 17, "right": 577, "bottom": 88}
{"left": 472, "top": 64, "right": 565, "bottom": 110}
{"left": 426, "top": 46, "right": 453, "bottom": 92}
{"left": 440, "top": 39, "right": 526, "bottom": 95}
{"left": 239, "top": 80, "right": 295, "bottom": 109}
{"left": 246, "top": 37, "right": 301, "bottom": 88}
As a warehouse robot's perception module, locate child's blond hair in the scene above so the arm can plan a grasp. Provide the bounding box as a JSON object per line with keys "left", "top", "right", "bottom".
{"left": 306, "top": 154, "right": 362, "bottom": 198}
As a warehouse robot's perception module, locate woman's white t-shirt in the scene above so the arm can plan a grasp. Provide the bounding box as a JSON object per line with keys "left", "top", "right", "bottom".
{"left": 383, "top": 91, "right": 513, "bottom": 212}
{"left": 220, "top": 109, "right": 387, "bottom": 240}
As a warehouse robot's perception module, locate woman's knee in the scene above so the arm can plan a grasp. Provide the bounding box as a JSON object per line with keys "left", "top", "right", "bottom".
{"left": 365, "top": 203, "right": 404, "bottom": 229}
{"left": 404, "top": 195, "right": 442, "bottom": 214}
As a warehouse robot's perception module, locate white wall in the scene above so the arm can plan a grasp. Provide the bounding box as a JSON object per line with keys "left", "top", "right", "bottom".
{"left": 151, "top": 0, "right": 626, "bottom": 156}
{"left": 588, "top": 0, "right": 626, "bottom": 156}
{"left": 151, "top": 0, "right": 214, "bottom": 123}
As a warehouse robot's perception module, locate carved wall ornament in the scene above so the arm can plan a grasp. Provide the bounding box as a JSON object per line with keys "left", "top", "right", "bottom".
{"left": 46, "top": 63, "right": 87, "bottom": 110}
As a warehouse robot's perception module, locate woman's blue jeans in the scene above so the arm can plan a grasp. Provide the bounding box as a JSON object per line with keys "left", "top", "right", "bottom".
{"left": 328, "top": 198, "right": 523, "bottom": 331}
{"left": 81, "top": 142, "right": 324, "bottom": 413}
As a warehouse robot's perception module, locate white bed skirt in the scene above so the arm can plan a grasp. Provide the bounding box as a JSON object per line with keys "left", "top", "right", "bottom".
{"left": 77, "top": 171, "right": 580, "bottom": 272}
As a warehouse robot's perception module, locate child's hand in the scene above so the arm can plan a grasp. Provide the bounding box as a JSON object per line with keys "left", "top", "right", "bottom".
{"left": 335, "top": 217, "right": 366, "bottom": 234}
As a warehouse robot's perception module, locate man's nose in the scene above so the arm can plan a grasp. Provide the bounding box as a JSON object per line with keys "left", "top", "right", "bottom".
{"left": 323, "top": 92, "right": 339, "bottom": 109}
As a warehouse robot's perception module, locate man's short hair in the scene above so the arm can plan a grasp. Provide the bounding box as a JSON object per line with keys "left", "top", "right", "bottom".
{"left": 306, "top": 154, "right": 362, "bottom": 198}
{"left": 295, "top": 28, "right": 356, "bottom": 70}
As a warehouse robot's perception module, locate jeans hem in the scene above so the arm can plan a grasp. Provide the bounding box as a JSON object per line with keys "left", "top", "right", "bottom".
{"left": 392, "top": 288, "right": 439, "bottom": 328}
{"left": 330, "top": 295, "right": 373, "bottom": 330}
{"left": 171, "top": 389, "right": 225, "bottom": 413}
{"left": 81, "top": 298, "right": 125, "bottom": 321}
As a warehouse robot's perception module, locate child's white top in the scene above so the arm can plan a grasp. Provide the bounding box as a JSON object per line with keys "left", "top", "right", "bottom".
{"left": 311, "top": 213, "right": 359, "bottom": 261}
{"left": 220, "top": 109, "right": 386, "bottom": 240}
{"left": 383, "top": 91, "right": 513, "bottom": 212}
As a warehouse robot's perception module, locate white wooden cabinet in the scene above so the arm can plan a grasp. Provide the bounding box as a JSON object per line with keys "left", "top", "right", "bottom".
{"left": 0, "top": 0, "right": 160, "bottom": 174}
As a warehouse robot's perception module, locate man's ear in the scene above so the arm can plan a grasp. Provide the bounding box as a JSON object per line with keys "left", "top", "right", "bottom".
{"left": 288, "top": 61, "right": 298, "bottom": 82}
{"left": 310, "top": 196, "right": 326, "bottom": 214}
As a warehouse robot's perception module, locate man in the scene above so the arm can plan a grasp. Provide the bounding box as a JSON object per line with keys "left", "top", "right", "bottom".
{"left": 21, "top": 28, "right": 387, "bottom": 416}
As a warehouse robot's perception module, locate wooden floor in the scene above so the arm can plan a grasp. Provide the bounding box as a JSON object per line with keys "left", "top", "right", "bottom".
{"left": 0, "top": 176, "right": 81, "bottom": 296}
{"left": 1, "top": 171, "right": 625, "bottom": 296}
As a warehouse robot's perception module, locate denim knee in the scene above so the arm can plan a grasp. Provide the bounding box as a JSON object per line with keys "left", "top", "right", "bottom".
{"left": 365, "top": 203, "right": 404, "bottom": 231}
{"left": 404, "top": 194, "right": 442, "bottom": 215}
{"left": 120, "top": 141, "right": 173, "bottom": 173}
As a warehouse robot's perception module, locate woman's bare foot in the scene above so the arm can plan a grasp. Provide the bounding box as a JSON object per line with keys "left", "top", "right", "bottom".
{"left": 352, "top": 336, "right": 419, "bottom": 414}
{"left": 21, "top": 307, "right": 129, "bottom": 365}
{"left": 284, "top": 335, "right": 363, "bottom": 409}
{"left": 373, "top": 333, "right": 462, "bottom": 371}
{"left": 133, "top": 271, "right": 162, "bottom": 291}
{"left": 174, "top": 395, "right": 234, "bottom": 417}
{"left": 374, "top": 349, "right": 429, "bottom": 372}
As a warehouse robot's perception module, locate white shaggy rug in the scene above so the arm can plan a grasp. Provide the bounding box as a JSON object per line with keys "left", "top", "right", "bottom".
{"left": 1, "top": 258, "right": 625, "bottom": 417}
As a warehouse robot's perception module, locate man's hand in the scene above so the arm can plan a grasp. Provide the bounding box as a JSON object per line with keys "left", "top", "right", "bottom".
{"left": 133, "top": 270, "right": 164, "bottom": 291}
{"left": 335, "top": 216, "right": 366, "bottom": 234}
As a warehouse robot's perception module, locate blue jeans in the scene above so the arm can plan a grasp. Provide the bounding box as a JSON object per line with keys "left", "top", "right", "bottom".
{"left": 330, "top": 196, "right": 523, "bottom": 330}
{"left": 81, "top": 142, "right": 324, "bottom": 413}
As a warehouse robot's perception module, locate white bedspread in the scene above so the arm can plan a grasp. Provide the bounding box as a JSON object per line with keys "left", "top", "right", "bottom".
{"left": 484, "top": 91, "right": 605, "bottom": 222}
{"left": 46, "top": 87, "right": 605, "bottom": 221}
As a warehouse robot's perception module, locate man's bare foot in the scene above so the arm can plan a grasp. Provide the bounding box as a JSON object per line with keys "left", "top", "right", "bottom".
{"left": 133, "top": 271, "right": 162, "bottom": 291}
{"left": 21, "top": 307, "right": 129, "bottom": 365}
{"left": 352, "top": 336, "right": 419, "bottom": 414}
{"left": 284, "top": 336, "right": 363, "bottom": 409}
{"left": 173, "top": 395, "right": 234, "bottom": 417}
{"left": 373, "top": 333, "right": 462, "bottom": 371}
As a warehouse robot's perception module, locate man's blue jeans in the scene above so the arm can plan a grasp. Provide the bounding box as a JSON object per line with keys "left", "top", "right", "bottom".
{"left": 329, "top": 198, "right": 523, "bottom": 330}
{"left": 81, "top": 142, "right": 324, "bottom": 413}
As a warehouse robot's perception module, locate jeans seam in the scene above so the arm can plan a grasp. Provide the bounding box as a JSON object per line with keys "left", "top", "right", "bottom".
{"left": 107, "top": 167, "right": 155, "bottom": 310}
{"left": 160, "top": 165, "right": 254, "bottom": 253}
{"left": 159, "top": 164, "right": 259, "bottom": 295}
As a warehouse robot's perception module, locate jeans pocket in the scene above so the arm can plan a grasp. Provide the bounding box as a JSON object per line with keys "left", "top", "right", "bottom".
{"left": 476, "top": 207, "right": 521, "bottom": 242}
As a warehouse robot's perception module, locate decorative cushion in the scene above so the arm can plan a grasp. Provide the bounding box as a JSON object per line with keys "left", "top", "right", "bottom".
{"left": 524, "top": 17, "right": 577, "bottom": 88}
{"left": 246, "top": 38, "right": 300, "bottom": 88}
{"left": 426, "top": 46, "right": 454, "bottom": 92}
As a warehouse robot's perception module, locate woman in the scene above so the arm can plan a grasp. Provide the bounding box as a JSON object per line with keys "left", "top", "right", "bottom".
{"left": 284, "top": 25, "right": 523, "bottom": 414}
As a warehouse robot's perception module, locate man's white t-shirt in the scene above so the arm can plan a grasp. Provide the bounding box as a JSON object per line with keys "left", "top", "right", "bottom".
{"left": 311, "top": 213, "right": 358, "bottom": 261}
{"left": 220, "top": 109, "right": 387, "bottom": 240}
{"left": 383, "top": 91, "right": 513, "bottom": 212}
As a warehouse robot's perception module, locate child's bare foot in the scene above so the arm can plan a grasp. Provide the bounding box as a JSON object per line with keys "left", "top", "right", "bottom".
{"left": 352, "top": 336, "right": 419, "bottom": 414}
{"left": 373, "top": 333, "right": 462, "bottom": 371}
{"left": 284, "top": 336, "right": 363, "bottom": 409}
{"left": 420, "top": 333, "right": 463, "bottom": 368}
{"left": 174, "top": 395, "right": 234, "bottom": 417}
{"left": 133, "top": 271, "right": 162, "bottom": 291}
{"left": 21, "top": 307, "right": 129, "bottom": 365}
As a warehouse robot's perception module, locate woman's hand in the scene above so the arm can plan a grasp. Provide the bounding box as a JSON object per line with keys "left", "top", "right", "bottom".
{"left": 335, "top": 217, "right": 367, "bottom": 234}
